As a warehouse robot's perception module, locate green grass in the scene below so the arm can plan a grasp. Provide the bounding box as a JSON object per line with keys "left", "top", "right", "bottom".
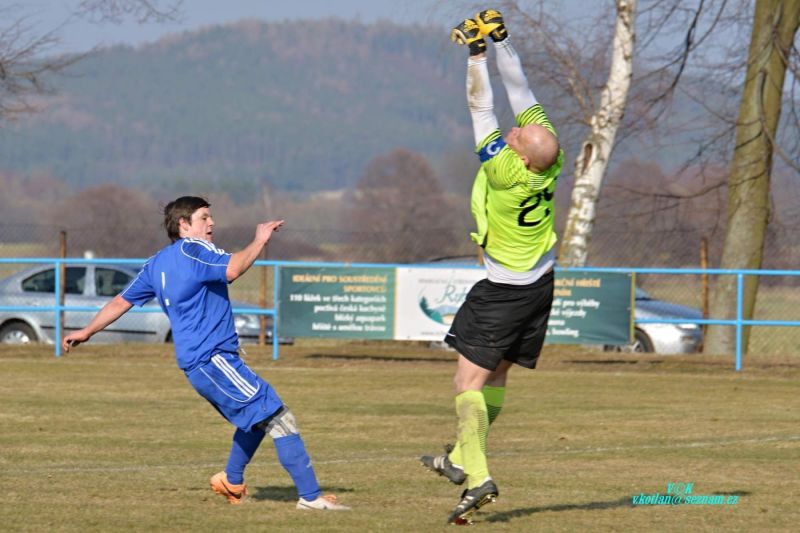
{"left": 1, "top": 342, "right": 798, "bottom": 532}
{"left": 0, "top": 243, "right": 50, "bottom": 257}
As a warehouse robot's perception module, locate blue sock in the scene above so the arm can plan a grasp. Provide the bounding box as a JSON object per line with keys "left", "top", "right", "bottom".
{"left": 273, "top": 434, "right": 321, "bottom": 501}
{"left": 225, "top": 427, "right": 266, "bottom": 485}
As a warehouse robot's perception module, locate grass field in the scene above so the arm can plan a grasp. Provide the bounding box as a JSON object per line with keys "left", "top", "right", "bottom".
{"left": 1, "top": 342, "right": 799, "bottom": 532}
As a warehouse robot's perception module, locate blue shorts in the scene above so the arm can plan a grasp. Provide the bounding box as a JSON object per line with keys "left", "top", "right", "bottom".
{"left": 185, "top": 352, "right": 283, "bottom": 431}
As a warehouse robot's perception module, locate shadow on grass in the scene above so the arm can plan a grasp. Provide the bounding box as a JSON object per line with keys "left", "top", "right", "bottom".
{"left": 306, "top": 353, "right": 453, "bottom": 364}
{"left": 563, "top": 359, "right": 645, "bottom": 365}
{"left": 486, "top": 496, "right": 635, "bottom": 523}
{"left": 251, "top": 485, "right": 355, "bottom": 502}
{"left": 713, "top": 490, "right": 751, "bottom": 497}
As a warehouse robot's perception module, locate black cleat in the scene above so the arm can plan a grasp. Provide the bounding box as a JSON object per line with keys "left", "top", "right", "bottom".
{"left": 420, "top": 444, "right": 466, "bottom": 485}
{"left": 447, "top": 479, "right": 499, "bottom": 525}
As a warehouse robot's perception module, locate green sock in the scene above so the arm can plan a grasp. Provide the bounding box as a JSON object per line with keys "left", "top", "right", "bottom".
{"left": 483, "top": 385, "right": 506, "bottom": 424}
{"left": 454, "top": 390, "right": 490, "bottom": 489}
{"left": 449, "top": 386, "right": 506, "bottom": 467}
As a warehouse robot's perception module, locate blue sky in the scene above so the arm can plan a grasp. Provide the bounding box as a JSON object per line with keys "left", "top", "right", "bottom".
{"left": 24, "top": 0, "right": 587, "bottom": 53}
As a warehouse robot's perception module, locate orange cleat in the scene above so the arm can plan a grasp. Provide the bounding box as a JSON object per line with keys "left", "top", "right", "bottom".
{"left": 209, "top": 471, "right": 248, "bottom": 505}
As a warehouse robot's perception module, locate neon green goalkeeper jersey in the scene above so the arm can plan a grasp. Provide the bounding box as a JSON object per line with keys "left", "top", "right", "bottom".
{"left": 470, "top": 104, "right": 563, "bottom": 272}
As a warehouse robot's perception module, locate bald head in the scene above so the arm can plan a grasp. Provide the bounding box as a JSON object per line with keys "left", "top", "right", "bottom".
{"left": 505, "top": 124, "right": 560, "bottom": 173}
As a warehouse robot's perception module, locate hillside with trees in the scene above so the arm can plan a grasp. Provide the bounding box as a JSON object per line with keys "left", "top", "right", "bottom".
{"left": 0, "top": 19, "right": 472, "bottom": 199}
{"left": 0, "top": 15, "right": 797, "bottom": 276}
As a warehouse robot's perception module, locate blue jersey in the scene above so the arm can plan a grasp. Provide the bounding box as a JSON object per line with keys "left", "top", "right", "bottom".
{"left": 121, "top": 238, "right": 239, "bottom": 371}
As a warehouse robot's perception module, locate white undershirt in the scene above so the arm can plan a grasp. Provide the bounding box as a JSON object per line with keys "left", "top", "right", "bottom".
{"left": 484, "top": 248, "right": 555, "bottom": 285}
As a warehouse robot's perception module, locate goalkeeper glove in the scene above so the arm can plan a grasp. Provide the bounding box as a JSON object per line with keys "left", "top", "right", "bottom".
{"left": 475, "top": 9, "right": 508, "bottom": 42}
{"left": 451, "top": 19, "right": 486, "bottom": 56}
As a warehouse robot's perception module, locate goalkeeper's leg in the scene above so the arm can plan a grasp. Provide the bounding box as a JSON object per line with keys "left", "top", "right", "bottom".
{"left": 455, "top": 389, "right": 491, "bottom": 489}
{"left": 448, "top": 385, "right": 506, "bottom": 467}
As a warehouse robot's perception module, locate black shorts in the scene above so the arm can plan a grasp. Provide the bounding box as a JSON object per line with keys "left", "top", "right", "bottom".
{"left": 444, "top": 271, "right": 554, "bottom": 371}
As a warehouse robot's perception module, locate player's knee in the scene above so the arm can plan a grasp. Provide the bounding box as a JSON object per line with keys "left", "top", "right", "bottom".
{"left": 453, "top": 374, "right": 466, "bottom": 393}
{"left": 486, "top": 369, "right": 510, "bottom": 387}
{"left": 256, "top": 406, "right": 300, "bottom": 439}
{"left": 453, "top": 366, "right": 490, "bottom": 393}
{"left": 453, "top": 375, "right": 481, "bottom": 394}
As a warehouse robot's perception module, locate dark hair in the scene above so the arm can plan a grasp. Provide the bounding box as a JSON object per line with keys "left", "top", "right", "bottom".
{"left": 163, "top": 196, "right": 211, "bottom": 242}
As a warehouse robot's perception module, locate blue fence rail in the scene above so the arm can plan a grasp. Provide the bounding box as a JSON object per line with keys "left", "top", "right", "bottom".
{"left": 0, "top": 258, "right": 280, "bottom": 358}
{"left": 1, "top": 258, "right": 799, "bottom": 371}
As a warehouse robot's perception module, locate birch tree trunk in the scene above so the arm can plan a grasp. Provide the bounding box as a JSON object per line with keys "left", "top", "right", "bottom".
{"left": 704, "top": 0, "right": 800, "bottom": 355}
{"left": 558, "top": 0, "right": 636, "bottom": 267}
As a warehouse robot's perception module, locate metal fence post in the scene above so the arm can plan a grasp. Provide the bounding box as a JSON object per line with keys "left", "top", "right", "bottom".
{"left": 735, "top": 273, "right": 744, "bottom": 371}
{"left": 273, "top": 264, "right": 280, "bottom": 361}
{"left": 54, "top": 260, "right": 62, "bottom": 357}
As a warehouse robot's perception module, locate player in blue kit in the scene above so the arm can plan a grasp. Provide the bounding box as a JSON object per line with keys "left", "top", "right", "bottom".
{"left": 63, "top": 196, "right": 349, "bottom": 511}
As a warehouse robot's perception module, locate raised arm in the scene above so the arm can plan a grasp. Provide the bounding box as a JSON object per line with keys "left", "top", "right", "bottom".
{"left": 467, "top": 55, "right": 500, "bottom": 146}
{"left": 452, "top": 19, "right": 499, "bottom": 146}
{"left": 226, "top": 220, "right": 284, "bottom": 282}
{"left": 475, "top": 10, "right": 538, "bottom": 120}
{"left": 494, "top": 39, "right": 538, "bottom": 118}
{"left": 62, "top": 294, "right": 133, "bottom": 352}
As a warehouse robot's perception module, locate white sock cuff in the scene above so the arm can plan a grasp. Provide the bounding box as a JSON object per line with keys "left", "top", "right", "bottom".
{"left": 468, "top": 56, "right": 488, "bottom": 67}
{"left": 493, "top": 37, "right": 513, "bottom": 50}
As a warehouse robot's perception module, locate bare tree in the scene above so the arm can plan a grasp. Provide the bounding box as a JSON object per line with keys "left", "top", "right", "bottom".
{"left": 0, "top": 1, "right": 181, "bottom": 121}
{"left": 494, "top": 0, "right": 732, "bottom": 267}
{"left": 50, "top": 184, "right": 162, "bottom": 257}
{"left": 346, "top": 149, "right": 457, "bottom": 263}
{"left": 704, "top": 0, "right": 800, "bottom": 354}
{"left": 76, "top": 0, "right": 182, "bottom": 24}
{"left": 0, "top": 7, "right": 81, "bottom": 120}
{"left": 559, "top": 0, "right": 636, "bottom": 267}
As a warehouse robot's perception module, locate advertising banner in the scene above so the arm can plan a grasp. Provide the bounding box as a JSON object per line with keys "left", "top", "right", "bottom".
{"left": 394, "top": 267, "right": 486, "bottom": 341}
{"left": 280, "top": 265, "right": 632, "bottom": 345}
{"left": 547, "top": 271, "right": 633, "bottom": 344}
{"left": 279, "top": 266, "right": 395, "bottom": 339}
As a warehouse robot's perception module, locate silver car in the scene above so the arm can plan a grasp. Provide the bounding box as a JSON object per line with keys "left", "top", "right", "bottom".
{"left": 0, "top": 264, "right": 269, "bottom": 345}
{"left": 619, "top": 288, "right": 703, "bottom": 353}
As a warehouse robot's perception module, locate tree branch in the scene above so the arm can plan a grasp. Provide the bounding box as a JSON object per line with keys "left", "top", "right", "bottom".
{"left": 76, "top": 0, "right": 183, "bottom": 24}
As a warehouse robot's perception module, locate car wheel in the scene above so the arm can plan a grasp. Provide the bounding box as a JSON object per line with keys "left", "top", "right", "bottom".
{"left": 631, "top": 329, "right": 655, "bottom": 353}
{"left": 0, "top": 321, "right": 38, "bottom": 344}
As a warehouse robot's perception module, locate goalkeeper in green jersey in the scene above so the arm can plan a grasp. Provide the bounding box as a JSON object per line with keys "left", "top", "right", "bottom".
{"left": 420, "top": 9, "right": 563, "bottom": 525}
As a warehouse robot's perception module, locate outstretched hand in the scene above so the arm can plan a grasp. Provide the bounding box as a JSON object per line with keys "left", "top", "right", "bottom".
{"left": 62, "top": 330, "right": 91, "bottom": 353}
{"left": 255, "top": 220, "right": 285, "bottom": 245}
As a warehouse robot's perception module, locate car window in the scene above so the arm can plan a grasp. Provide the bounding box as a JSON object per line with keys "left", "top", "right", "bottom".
{"left": 21, "top": 267, "right": 86, "bottom": 294}
{"left": 95, "top": 268, "right": 134, "bottom": 297}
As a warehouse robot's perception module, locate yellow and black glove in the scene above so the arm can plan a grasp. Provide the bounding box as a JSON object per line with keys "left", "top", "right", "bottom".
{"left": 450, "top": 19, "right": 486, "bottom": 56}
{"left": 475, "top": 9, "right": 508, "bottom": 42}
